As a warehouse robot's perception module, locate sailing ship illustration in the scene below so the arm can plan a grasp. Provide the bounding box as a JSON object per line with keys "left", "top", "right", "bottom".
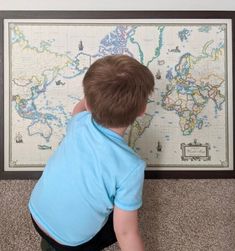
{"left": 157, "top": 141, "right": 162, "bottom": 152}
{"left": 78, "top": 40, "right": 84, "bottom": 51}
{"left": 155, "top": 70, "right": 161, "bottom": 80}
{"left": 15, "top": 132, "right": 23, "bottom": 143}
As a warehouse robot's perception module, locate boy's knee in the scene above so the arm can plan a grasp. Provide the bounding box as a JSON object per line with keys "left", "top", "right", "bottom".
{"left": 40, "top": 238, "right": 56, "bottom": 251}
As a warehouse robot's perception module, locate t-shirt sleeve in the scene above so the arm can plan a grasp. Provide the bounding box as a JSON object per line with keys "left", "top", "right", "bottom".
{"left": 114, "top": 162, "right": 145, "bottom": 211}
{"left": 66, "top": 111, "right": 89, "bottom": 133}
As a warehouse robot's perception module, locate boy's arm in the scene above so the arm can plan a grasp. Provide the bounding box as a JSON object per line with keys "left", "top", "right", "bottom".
{"left": 72, "top": 98, "right": 86, "bottom": 116}
{"left": 113, "top": 206, "right": 145, "bottom": 251}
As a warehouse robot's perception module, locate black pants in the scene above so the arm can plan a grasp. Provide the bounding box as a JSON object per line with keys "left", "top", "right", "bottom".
{"left": 31, "top": 213, "right": 117, "bottom": 251}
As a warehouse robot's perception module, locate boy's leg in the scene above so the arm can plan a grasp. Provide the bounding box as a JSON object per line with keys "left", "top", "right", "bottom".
{"left": 33, "top": 213, "right": 116, "bottom": 251}
{"left": 81, "top": 212, "right": 117, "bottom": 251}
{"left": 40, "top": 238, "right": 57, "bottom": 251}
{"left": 94, "top": 212, "right": 117, "bottom": 250}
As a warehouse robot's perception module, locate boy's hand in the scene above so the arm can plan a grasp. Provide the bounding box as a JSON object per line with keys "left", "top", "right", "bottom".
{"left": 72, "top": 98, "right": 86, "bottom": 116}
{"left": 113, "top": 206, "right": 145, "bottom": 251}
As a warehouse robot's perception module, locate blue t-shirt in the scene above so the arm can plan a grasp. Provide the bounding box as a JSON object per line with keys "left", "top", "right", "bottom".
{"left": 28, "top": 111, "right": 145, "bottom": 246}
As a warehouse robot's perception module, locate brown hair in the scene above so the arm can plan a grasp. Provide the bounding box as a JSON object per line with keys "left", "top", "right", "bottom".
{"left": 83, "top": 55, "right": 154, "bottom": 127}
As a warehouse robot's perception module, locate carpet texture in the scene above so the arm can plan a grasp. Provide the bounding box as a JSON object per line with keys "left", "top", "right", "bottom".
{"left": 0, "top": 179, "right": 235, "bottom": 251}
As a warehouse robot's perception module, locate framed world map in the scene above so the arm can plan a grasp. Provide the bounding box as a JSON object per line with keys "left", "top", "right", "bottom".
{"left": 0, "top": 11, "right": 234, "bottom": 179}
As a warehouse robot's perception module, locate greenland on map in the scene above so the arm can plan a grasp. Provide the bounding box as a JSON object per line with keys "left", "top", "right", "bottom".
{"left": 4, "top": 19, "right": 233, "bottom": 171}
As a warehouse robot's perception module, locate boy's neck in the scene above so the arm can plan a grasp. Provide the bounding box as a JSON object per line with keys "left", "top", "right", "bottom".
{"left": 108, "top": 126, "right": 128, "bottom": 137}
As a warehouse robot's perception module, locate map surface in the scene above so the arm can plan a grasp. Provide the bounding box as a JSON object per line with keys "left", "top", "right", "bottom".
{"left": 4, "top": 19, "right": 233, "bottom": 171}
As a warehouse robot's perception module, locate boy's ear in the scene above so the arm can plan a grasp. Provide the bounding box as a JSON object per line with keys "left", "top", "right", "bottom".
{"left": 138, "top": 104, "right": 146, "bottom": 117}
{"left": 84, "top": 98, "right": 91, "bottom": 111}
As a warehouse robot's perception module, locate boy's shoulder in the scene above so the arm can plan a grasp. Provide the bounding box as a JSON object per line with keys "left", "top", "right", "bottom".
{"left": 70, "top": 111, "right": 90, "bottom": 123}
{"left": 66, "top": 111, "right": 90, "bottom": 131}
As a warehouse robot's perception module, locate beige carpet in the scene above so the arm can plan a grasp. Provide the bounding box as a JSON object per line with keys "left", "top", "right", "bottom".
{"left": 0, "top": 179, "right": 235, "bottom": 251}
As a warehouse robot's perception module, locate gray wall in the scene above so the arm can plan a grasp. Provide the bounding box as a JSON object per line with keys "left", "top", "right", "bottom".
{"left": 1, "top": 0, "right": 235, "bottom": 10}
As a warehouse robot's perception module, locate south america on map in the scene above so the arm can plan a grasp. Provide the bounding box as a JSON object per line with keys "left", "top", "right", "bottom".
{"left": 5, "top": 20, "right": 232, "bottom": 170}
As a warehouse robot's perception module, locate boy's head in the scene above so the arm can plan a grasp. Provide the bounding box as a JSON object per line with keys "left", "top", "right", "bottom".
{"left": 83, "top": 55, "right": 155, "bottom": 128}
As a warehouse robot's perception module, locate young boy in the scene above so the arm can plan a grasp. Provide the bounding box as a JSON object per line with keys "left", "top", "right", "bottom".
{"left": 28, "top": 55, "right": 155, "bottom": 251}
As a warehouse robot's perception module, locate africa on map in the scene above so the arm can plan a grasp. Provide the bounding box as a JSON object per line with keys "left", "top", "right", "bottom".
{"left": 4, "top": 19, "right": 233, "bottom": 171}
